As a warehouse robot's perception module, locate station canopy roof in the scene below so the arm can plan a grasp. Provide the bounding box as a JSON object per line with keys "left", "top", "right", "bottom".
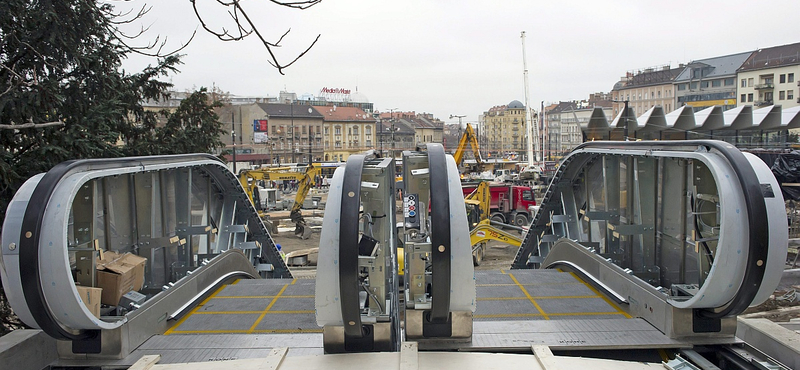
{"left": 580, "top": 105, "right": 800, "bottom": 133}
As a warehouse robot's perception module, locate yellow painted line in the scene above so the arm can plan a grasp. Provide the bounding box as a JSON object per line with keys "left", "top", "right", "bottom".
{"left": 508, "top": 273, "right": 549, "bottom": 320}
{"left": 194, "top": 310, "right": 314, "bottom": 315}
{"left": 231, "top": 279, "right": 241, "bottom": 285}
{"left": 475, "top": 311, "right": 626, "bottom": 319}
{"left": 213, "top": 295, "right": 314, "bottom": 299}
{"left": 291, "top": 278, "right": 297, "bottom": 285}
{"left": 165, "top": 283, "right": 226, "bottom": 335}
{"left": 248, "top": 284, "right": 289, "bottom": 332}
{"left": 477, "top": 295, "right": 600, "bottom": 301}
{"left": 476, "top": 282, "right": 585, "bottom": 287}
{"left": 567, "top": 272, "right": 632, "bottom": 318}
{"left": 475, "top": 313, "right": 544, "bottom": 318}
{"left": 169, "top": 328, "right": 323, "bottom": 334}
{"left": 499, "top": 269, "right": 506, "bottom": 274}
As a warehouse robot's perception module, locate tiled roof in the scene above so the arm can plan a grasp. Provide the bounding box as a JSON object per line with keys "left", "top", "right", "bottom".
{"left": 314, "top": 106, "right": 374, "bottom": 122}
{"left": 739, "top": 42, "right": 800, "bottom": 71}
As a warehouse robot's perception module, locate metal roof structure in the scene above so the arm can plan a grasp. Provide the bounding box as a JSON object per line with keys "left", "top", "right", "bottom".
{"left": 581, "top": 104, "right": 800, "bottom": 134}
{"left": 674, "top": 51, "right": 753, "bottom": 81}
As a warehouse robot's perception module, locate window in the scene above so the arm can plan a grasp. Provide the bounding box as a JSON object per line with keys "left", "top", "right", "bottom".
{"left": 741, "top": 94, "right": 746, "bottom": 103}
{"left": 780, "top": 74, "right": 786, "bottom": 84}
{"left": 657, "top": 91, "right": 661, "bottom": 98}
{"left": 748, "top": 78, "right": 754, "bottom": 87}
{"left": 366, "top": 126, "right": 371, "bottom": 135}
{"left": 335, "top": 126, "right": 341, "bottom": 135}
{"left": 780, "top": 91, "right": 786, "bottom": 100}
{"left": 725, "top": 78, "right": 735, "bottom": 86}
{"left": 324, "top": 127, "right": 329, "bottom": 135}
{"left": 678, "top": 84, "right": 686, "bottom": 91}
{"left": 522, "top": 191, "right": 533, "bottom": 201}
{"left": 748, "top": 93, "right": 754, "bottom": 102}
{"left": 741, "top": 79, "right": 747, "bottom": 88}
{"left": 271, "top": 126, "right": 276, "bottom": 134}
{"left": 712, "top": 80, "right": 721, "bottom": 87}
{"left": 790, "top": 73, "right": 795, "bottom": 83}
{"left": 701, "top": 81, "right": 710, "bottom": 88}
{"left": 353, "top": 126, "right": 359, "bottom": 135}
{"left": 789, "top": 90, "right": 794, "bottom": 100}
{"left": 690, "top": 82, "right": 698, "bottom": 89}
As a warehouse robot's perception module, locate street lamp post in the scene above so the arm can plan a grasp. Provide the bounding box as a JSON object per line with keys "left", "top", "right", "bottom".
{"left": 290, "top": 102, "right": 295, "bottom": 163}
{"left": 231, "top": 110, "right": 237, "bottom": 174}
{"left": 449, "top": 114, "right": 466, "bottom": 154}
{"left": 386, "top": 108, "right": 397, "bottom": 158}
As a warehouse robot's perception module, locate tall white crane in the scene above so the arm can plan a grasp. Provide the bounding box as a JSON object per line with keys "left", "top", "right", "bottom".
{"left": 521, "top": 31, "right": 539, "bottom": 166}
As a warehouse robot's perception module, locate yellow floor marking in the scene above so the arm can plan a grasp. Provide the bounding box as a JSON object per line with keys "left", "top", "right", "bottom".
{"left": 508, "top": 273, "right": 549, "bottom": 320}
{"left": 499, "top": 269, "right": 506, "bottom": 274}
{"left": 248, "top": 284, "right": 289, "bottom": 332}
{"left": 193, "top": 310, "right": 314, "bottom": 315}
{"left": 291, "top": 278, "right": 297, "bottom": 285}
{"left": 567, "top": 272, "right": 632, "bottom": 318}
{"left": 475, "top": 311, "right": 626, "bottom": 319}
{"left": 231, "top": 279, "right": 241, "bottom": 285}
{"left": 169, "top": 328, "right": 323, "bottom": 334}
{"left": 477, "top": 295, "right": 600, "bottom": 301}
{"left": 476, "top": 282, "right": 585, "bottom": 287}
{"left": 213, "top": 295, "right": 314, "bottom": 299}
{"left": 165, "top": 284, "right": 226, "bottom": 335}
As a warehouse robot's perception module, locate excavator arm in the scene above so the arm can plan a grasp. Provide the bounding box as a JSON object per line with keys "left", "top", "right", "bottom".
{"left": 453, "top": 123, "right": 483, "bottom": 168}
{"left": 289, "top": 165, "right": 320, "bottom": 239}
{"left": 239, "top": 165, "right": 319, "bottom": 239}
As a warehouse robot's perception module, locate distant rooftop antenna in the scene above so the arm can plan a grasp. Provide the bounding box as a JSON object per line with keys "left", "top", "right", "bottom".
{"left": 521, "top": 31, "right": 539, "bottom": 166}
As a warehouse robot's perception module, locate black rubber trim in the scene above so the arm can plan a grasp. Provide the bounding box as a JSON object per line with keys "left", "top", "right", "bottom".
{"left": 575, "top": 140, "right": 768, "bottom": 318}
{"left": 18, "top": 154, "right": 220, "bottom": 340}
{"left": 339, "top": 154, "right": 366, "bottom": 338}
{"left": 427, "top": 143, "right": 451, "bottom": 323}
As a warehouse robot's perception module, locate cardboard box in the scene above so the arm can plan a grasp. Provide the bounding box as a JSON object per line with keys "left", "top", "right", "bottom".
{"left": 76, "top": 286, "right": 102, "bottom": 318}
{"left": 96, "top": 252, "right": 147, "bottom": 306}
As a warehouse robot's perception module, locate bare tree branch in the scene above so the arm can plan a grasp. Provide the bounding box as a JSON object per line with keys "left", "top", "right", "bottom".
{"left": 0, "top": 121, "right": 65, "bottom": 130}
{"left": 191, "top": 0, "right": 321, "bottom": 75}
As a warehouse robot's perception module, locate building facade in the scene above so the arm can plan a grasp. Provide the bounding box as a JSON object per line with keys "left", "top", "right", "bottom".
{"left": 674, "top": 52, "right": 751, "bottom": 112}
{"left": 377, "top": 117, "right": 415, "bottom": 158}
{"left": 737, "top": 42, "right": 800, "bottom": 109}
{"left": 483, "top": 100, "right": 532, "bottom": 160}
{"left": 253, "top": 103, "right": 324, "bottom": 164}
{"left": 316, "top": 106, "right": 375, "bottom": 162}
{"left": 612, "top": 66, "right": 682, "bottom": 117}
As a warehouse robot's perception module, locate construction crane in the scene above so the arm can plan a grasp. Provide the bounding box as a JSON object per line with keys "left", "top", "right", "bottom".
{"left": 239, "top": 164, "right": 320, "bottom": 239}
{"left": 452, "top": 123, "right": 483, "bottom": 172}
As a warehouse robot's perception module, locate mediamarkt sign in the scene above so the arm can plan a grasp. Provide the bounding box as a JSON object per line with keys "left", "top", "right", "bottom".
{"left": 320, "top": 87, "right": 351, "bottom": 95}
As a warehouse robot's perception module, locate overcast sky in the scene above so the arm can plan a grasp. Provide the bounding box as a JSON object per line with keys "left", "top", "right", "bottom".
{"left": 118, "top": 0, "right": 799, "bottom": 126}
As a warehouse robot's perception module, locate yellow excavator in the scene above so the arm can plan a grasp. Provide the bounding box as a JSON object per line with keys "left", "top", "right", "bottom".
{"left": 397, "top": 180, "right": 523, "bottom": 280}
{"left": 239, "top": 164, "right": 320, "bottom": 239}
{"left": 464, "top": 181, "right": 523, "bottom": 265}
{"left": 452, "top": 123, "right": 483, "bottom": 174}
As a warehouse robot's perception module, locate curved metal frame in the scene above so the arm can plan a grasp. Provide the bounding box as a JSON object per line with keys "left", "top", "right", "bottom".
{"left": 427, "top": 143, "right": 452, "bottom": 323}
{"left": 339, "top": 154, "right": 367, "bottom": 338}
{"left": 7, "top": 154, "right": 286, "bottom": 342}
{"left": 514, "top": 140, "right": 772, "bottom": 318}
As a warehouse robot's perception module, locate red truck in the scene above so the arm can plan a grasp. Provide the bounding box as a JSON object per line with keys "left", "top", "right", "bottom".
{"left": 461, "top": 182, "right": 537, "bottom": 227}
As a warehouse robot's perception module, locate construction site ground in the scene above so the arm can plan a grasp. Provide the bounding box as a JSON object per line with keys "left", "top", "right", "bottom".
{"left": 267, "top": 188, "right": 800, "bottom": 323}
